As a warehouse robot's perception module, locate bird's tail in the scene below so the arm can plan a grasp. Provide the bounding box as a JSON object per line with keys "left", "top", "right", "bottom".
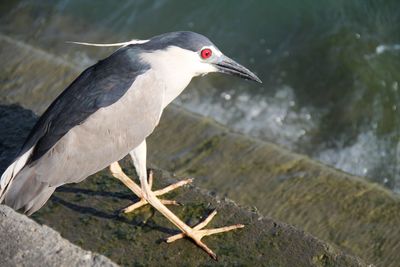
{"left": 1, "top": 147, "right": 56, "bottom": 215}
{"left": 0, "top": 148, "right": 33, "bottom": 202}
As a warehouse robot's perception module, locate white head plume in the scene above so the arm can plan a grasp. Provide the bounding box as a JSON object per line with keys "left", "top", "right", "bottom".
{"left": 67, "top": 39, "right": 149, "bottom": 47}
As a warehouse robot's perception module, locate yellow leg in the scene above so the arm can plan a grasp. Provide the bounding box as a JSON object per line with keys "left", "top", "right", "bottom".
{"left": 109, "top": 162, "right": 192, "bottom": 213}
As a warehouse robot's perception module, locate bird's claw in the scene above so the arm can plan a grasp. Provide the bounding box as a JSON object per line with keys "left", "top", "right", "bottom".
{"left": 165, "top": 210, "right": 245, "bottom": 260}
{"left": 122, "top": 171, "right": 192, "bottom": 213}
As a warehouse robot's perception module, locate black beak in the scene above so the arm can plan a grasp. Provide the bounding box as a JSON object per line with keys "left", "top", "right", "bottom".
{"left": 214, "top": 55, "right": 262, "bottom": 83}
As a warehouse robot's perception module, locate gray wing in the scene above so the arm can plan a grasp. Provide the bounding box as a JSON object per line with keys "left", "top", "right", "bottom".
{"left": 3, "top": 51, "right": 165, "bottom": 214}
{"left": 19, "top": 45, "right": 150, "bottom": 164}
{"left": 35, "top": 70, "right": 165, "bottom": 186}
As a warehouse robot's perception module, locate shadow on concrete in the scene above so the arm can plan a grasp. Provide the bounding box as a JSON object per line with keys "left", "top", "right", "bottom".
{"left": 0, "top": 104, "right": 36, "bottom": 173}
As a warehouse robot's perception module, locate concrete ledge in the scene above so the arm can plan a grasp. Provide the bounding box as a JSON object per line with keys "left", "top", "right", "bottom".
{"left": 0, "top": 204, "right": 117, "bottom": 267}
{"left": 149, "top": 105, "right": 400, "bottom": 266}
{"left": 0, "top": 104, "right": 366, "bottom": 266}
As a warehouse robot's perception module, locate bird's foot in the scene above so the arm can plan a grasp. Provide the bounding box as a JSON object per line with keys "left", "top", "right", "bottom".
{"left": 109, "top": 162, "right": 192, "bottom": 213}
{"left": 165, "top": 210, "right": 244, "bottom": 260}
{"left": 111, "top": 162, "right": 243, "bottom": 260}
{"left": 122, "top": 171, "right": 192, "bottom": 213}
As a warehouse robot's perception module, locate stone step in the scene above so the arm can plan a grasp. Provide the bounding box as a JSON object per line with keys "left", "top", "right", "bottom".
{"left": 0, "top": 204, "right": 118, "bottom": 267}
{"left": 0, "top": 106, "right": 365, "bottom": 266}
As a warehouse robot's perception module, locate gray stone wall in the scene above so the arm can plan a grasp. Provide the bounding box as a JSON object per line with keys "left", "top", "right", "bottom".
{"left": 0, "top": 205, "right": 117, "bottom": 267}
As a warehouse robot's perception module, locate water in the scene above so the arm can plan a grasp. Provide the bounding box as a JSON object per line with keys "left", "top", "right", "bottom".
{"left": 1, "top": 0, "right": 399, "bottom": 191}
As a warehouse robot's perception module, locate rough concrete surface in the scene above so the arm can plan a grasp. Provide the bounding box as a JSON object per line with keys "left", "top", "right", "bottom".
{"left": 0, "top": 33, "right": 393, "bottom": 266}
{"left": 0, "top": 104, "right": 366, "bottom": 267}
{"left": 150, "top": 106, "right": 400, "bottom": 266}
{"left": 0, "top": 204, "right": 118, "bottom": 267}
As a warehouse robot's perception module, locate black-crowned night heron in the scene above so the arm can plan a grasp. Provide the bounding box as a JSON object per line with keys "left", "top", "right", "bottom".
{"left": 0, "top": 31, "right": 261, "bottom": 259}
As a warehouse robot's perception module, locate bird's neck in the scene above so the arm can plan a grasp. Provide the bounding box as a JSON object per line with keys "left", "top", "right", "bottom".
{"left": 161, "top": 72, "right": 192, "bottom": 108}
{"left": 140, "top": 47, "right": 197, "bottom": 108}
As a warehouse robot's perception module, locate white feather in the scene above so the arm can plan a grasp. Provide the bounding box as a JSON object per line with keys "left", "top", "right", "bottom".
{"left": 0, "top": 147, "right": 33, "bottom": 201}
{"left": 66, "top": 39, "right": 149, "bottom": 47}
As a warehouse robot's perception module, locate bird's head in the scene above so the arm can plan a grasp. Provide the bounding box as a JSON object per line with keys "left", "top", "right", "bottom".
{"left": 70, "top": 31, "right": 261, "bottom": 84}
{"left": 137, "top": 31, "right": 262, "bottom": 83}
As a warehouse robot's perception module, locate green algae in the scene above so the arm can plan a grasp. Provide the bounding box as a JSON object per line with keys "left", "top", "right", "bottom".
{"left": 2, "top": 146, "right": 366, "bottom": 266}
{"left": 147, "top": 106, "right": 400, "bottom": 266}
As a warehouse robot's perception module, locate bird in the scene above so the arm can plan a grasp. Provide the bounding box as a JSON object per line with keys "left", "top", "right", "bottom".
{"left": 0, "top": 31, "right": 261, "bottom": 260}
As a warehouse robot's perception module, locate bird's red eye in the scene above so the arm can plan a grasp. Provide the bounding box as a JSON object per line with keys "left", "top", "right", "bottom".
{"left": 200, "top": 48, "right": 212, "bottom": 59}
